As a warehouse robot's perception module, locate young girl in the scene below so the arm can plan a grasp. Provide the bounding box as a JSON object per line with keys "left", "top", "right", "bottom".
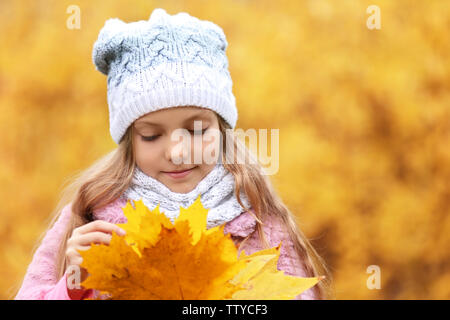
{"left": 14, "top": 8, "right": 333, "bottom": 300}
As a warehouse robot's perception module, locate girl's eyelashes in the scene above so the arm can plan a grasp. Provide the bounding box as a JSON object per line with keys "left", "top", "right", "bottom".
{"left": 141, "top": 134, "right": 160, "bottom": 142}
{"left": 188, "top": 127, "right": 209, "bottom": 135}
{"left": 140, "top": 128, "right": 209, "bottom": 142}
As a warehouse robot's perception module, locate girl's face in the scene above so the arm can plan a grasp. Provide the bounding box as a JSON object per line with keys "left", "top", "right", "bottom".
{"left": 132, "top": 106, "right": 221, "bottom": 193}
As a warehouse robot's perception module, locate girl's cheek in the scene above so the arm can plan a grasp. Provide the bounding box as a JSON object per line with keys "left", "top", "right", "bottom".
{"left": 137, "top": 141, "right": 162, "bottom": 163}
{"left": 203, "top": 129, "right": 220, "bottom": 146}
{"left": 201, "top": 136, "right": 220, "bottom": 163}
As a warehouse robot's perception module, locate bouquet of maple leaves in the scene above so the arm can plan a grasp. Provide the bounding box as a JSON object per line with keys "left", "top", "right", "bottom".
{"left": 79, "top": 196, "right": 324, "bottom": 299}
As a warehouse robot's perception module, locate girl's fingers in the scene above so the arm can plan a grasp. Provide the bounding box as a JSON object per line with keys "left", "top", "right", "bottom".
{"left": 75, "top": 245, "right": 92, "bottom": 252}
{"left": 67, "top": 220, "right": 127, "bottom": 267}
{"left": 75, "top": 220, "right": 126, "bottom": 236}
{"left": 77, "top": 231, "right": 113, "bottom": 246}
{"left": 67, "top": 246, "right": 94, "bottom": 266}
{"left": 71, "top": 257, "right": 83, "bottom": 267}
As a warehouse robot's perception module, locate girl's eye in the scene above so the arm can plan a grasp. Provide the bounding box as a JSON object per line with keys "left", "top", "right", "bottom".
{"left": 141, "top": 128, "right": 208, "bottom": 142}
{"left": 189, "top": 128, "right": 208, "bottom": 135}
{"left": 141, "top": 135, "right": 160, "bottom": 142}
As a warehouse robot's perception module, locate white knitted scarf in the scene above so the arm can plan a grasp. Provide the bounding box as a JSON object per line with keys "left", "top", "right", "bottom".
{"left": 121, "top": 162, "right": 251, "bottom": 229}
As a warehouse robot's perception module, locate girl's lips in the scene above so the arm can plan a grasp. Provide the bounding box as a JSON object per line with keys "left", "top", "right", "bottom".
{"left": 163, "top": 167, "right": 195, "bottom": 179}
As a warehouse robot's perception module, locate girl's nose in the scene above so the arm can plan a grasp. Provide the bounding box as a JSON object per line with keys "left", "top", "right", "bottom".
{"left": 166, "top": 132, "right": 191, "bottom": 165}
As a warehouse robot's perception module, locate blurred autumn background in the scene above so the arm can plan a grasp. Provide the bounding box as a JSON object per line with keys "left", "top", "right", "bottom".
{"left": 1, "top": 0, "right": 449, "bottom": 299}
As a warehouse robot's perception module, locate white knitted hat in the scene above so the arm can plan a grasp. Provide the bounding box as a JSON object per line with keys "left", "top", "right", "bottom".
{"left": 92, "top": 8, "right": 238, "bottom": 144}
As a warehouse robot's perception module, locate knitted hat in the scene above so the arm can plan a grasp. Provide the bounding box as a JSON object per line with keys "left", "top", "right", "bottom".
{"left": 92, "top": 8, "right": 238, "bottom": 144}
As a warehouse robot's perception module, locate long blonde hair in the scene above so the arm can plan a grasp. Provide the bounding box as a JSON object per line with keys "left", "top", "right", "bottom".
{"left": 15, "top": 112, "right": 335, "bottom": 299}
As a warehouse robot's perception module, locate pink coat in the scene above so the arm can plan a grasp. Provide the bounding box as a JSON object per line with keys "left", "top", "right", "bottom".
{"left": 14, "top": 197, "right": 318, "bottom": 300}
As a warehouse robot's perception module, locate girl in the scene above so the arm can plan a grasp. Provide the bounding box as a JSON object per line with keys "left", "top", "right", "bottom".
{"left": 14, "top": 8, "right": 333, "bottom": 300}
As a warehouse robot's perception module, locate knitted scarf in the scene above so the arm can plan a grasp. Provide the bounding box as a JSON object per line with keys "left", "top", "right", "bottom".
{"left": 121, "top": 162, "right": 251, "bottom": 229}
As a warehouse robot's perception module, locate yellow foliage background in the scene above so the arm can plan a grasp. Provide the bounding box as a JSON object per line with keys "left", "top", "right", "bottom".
{"left": 1, "top": 0, "right": 449, "bottom": 299}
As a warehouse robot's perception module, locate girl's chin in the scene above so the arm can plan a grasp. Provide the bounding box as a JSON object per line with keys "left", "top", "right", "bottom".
{"left": 165, "top": 181, "right": 198, "bottom": 194}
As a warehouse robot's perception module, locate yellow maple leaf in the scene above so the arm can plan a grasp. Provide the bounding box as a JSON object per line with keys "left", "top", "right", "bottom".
{"left": 79, "top": 195, "right": 324, "bottom": 299}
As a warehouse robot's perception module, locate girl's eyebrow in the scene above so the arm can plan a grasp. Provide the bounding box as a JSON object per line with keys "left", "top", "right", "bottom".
{"left": 135, "top": 112, "right": 211, "bottom": 127}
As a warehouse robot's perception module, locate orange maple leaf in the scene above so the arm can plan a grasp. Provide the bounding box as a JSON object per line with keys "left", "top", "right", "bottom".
{"left": 79, "top": 196, "right": 324, "bottom": 299}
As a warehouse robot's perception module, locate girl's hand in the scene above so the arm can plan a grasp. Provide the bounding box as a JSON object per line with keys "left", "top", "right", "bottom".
{"left": 65, "top": 220, "right": 126, "bottom": 299}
